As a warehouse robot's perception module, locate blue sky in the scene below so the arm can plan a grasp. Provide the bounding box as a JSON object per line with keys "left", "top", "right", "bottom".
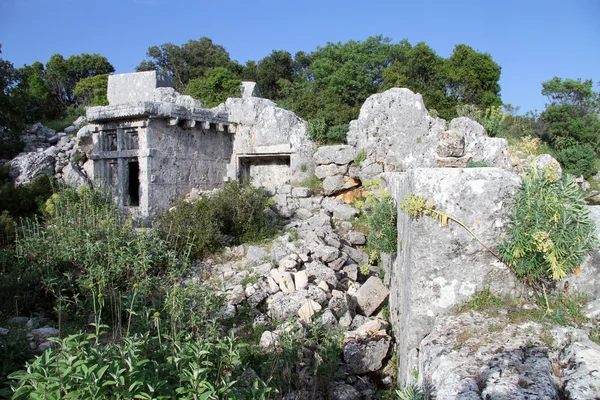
{"left": 1, "top": 0, "right": 599, "bottom": 114}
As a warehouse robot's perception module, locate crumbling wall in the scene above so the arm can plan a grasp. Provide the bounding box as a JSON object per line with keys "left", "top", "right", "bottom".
{"left": 383, "top": 168, "right": 521, "bottom": 384}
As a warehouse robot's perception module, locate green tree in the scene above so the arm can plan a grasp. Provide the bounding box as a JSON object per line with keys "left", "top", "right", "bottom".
{"left": 136, "top": 37, "right": 241, "bottom": 91}
{"left": 74, "top": 74, "right": 109, "bottom": 106}
{"left": 0, "top": 52, "right": 26, "bottom": 158}
{"left": 185, "top": 67, "right": 241, "bottom": 108}
{"left": 256, "top": 50, "right": 295, "bottom": 99}
{"left": 383, "top": 41, "right": 453, "bottom": 118}
{"left": 443, "top": 44, "right": 502, "bottom": 110}
{"left": 45, "top": 53, "right": 114, "bottom": 109}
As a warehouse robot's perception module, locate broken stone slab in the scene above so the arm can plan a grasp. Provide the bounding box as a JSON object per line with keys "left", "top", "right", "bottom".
{"left": 312, "top": 245, "right": 340, "bottom": 264}
{"left": 435, "top": 154, "right": 473, "bottom": 168}
{"left": 305, "top": 262, "right": 338, "bottom": 287}
{"left": 266, "top": 290, "right": 312, "bottom": 322}
{"left": 293, "top": 270, "right": 308, "bottom": 290}
{"left": 322, "top": 197, "right": 360, "bottom": 220}
{"left": 328, "top": 252, "right": 349, "bottom": 271}
{"left": 227, "top": 284, "right": 245, "bottom": 305}
{"left": 318, "top": 309, "right": 338, "bottom": 330}
{"left": 315, "top": 163, "right": 349, "bottom": 179}
{"left": 322, "top": 175, "right": 361, "bottom": 196}
{"left": 314, "top": 145, "right": 355, "bottom": 165}
{"left": 354, "top": 276, "right": 389, "bottom": 317}
{"left": 437, "top": 129, "right": 465, "bottom": 157}
{"left": 297, "top": 299, "right": 322, "bottom": 323}
{"left": 259, "top": 330, "right": 279, "bottom": 349}
{"left": 246, "top": 288, "right": 268, "bottom": 308}
{"left": 61, "top": 163, "right": 87, "bottom": 188}
{"left": 343, "top": 264, "right": 358, "bottom": 281}
{"left": 341, "top": 244, "right": 369, "bottom": 266}
{"left": 561, "top": 340, "right": 600, "bottom": 399}
{"left": 343, "top": 334, "right": 391, "bottom": 375}
{"left": 277, "top": 271, "right": 295, "bottom": 293}
{"left": 291, "top": 187, "right": 312, "bottom": 198}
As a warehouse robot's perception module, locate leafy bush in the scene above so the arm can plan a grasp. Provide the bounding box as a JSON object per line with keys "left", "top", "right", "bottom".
{"left": 478, "top": 105, "right": 506, "bottom": 137}
{"left": 8, "top": 284, "right": 272, "bottom": 399}
{"left": 499, "top": 167, "right": 597, "bottom": 285}
{"left": 555, "top": 144, "right": 599, "bottom": 179}
{"left": 185, "top": 67, "right": 241, "bottom": 108}
{"left": 326, "top": 124, "right": 349, "bottom": 144}
{"left": 155, "top": 181, "right": 278, "bottom": 260}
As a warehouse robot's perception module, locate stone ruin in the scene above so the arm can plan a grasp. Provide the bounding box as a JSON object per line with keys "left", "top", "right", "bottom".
{"left": 82, "top": 71, "right": 315, "bottom": 223}
{"left": 6, "top": 73, "right": 600, "bottom": 398}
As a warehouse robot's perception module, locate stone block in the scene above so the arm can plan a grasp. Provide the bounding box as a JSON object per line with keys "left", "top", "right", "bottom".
{"left": 297, "top": 299, "right": 322, "bottom": 323}
{"left": 354, "top": 276, "right": 389, "bottom": 317}
{"left": 314, "top": 145, "right": 355, "bottom": 165}
{"left": 107, "top": 71, "right": 173, "bottom": 105}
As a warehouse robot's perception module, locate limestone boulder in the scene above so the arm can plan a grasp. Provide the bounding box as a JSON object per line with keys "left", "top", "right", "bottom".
{"left": 343, "top": 334, "right": 391, "bottom": 374}
{"left": 313, "top": 145, "right": 355, "bottom": 165}
{"left": 9, "top": 152, "right": 55, "bottom": 185}
{"left": 61, "top": 163, "right": 87, "bottom": 188}
{"left": 449, "top": 117, "right": 511, "bottom": 169}
{"left": 436, "top": 129, "right": 465, "bottom": 157}
{"left": 354, "top": 276, "right": 389, "bottom": 317}
{"left": 384, "top": 167, "right": 522, "bottom": 384}
{"left": 347, "top": 88, "right": 445, "bottom": 173}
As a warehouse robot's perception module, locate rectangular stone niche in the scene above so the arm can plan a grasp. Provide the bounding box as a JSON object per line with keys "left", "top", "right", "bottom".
{"left": 238, "top": 155, "right": 291, "bottom": 187}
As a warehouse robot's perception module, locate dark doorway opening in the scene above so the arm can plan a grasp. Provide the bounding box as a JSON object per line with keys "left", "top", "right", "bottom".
{"left": 128, "top": 161, "right": 140, "bottom": 206}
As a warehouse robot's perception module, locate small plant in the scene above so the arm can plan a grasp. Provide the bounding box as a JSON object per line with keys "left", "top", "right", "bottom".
{"left": 296, "top": 175, "right": 323, "bottom": 193}
{"left": 478, "top": 105, "right": 506, "bottom": 137}
{"left": 240, "top": 274, "right": 259, "bottom": 286}
{"left": 466, "top": 161, "right": 488, "bottom": 168}
{"left": 396, "top": 383, "right": 428, "bottom": 400}
{"left": 455, "top": 289, "right": 504, "bottom": 313}
{"left": 359, "top": 264, "right": 370, "bottom": 276}
{"left": 354, "top": 150, "right": 367, "bottom": 166}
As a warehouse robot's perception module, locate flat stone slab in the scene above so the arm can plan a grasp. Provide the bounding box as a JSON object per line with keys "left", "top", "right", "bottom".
{"left": 354, "top": 276, "right": 389, "bottom": 317}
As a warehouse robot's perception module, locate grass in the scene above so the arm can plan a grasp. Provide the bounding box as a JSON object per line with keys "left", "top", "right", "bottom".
{"left": 295, "top": 175, "right": 323, "bottom": 193}
{"left": 454, "top": 290, "right": 596, "bottom": 342}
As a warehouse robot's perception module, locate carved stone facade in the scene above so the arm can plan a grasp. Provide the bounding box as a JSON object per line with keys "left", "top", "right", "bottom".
{"left": 86, "top": 71, "right": 314, "bottom": 223}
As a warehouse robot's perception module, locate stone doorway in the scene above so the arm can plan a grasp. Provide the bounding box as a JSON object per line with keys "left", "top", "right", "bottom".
{"left": 238, "top": 155, "right": 291, "bottom": 187}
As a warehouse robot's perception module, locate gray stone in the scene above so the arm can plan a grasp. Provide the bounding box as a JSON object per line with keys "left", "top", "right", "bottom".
{"left": 313, "top": 145, "right": 355, "bottom": 165}
{"left": 328, "top": 293, "right": 356, "bottom": 318}
{"left": 347, "top": 88, "right": 444, "bottom": 172}
{"left": 313, "top": 245, "right": 339, "bottom": 264}
{"left": 291, "top": 187, "right": 312, "bottom": 197}
{"left": 343, "top": 335, "right": 391, "bottom": 374}
{"left": 341, "top": 244, "right": 369, "bottom": 266}
{"left": 583, "top": 299, "right": 600, "bottom": 320}
{"left": 266, "top": 290, "right": 312, "bottom": 322}
{"left": 322, "top": 175, "right": 361, "bottom": 196}
{"left": 246, "top": 287, "right": 268, "bottom": 308}
{"left": 435, "top": 154, "right": 473, "bottom": 168}
{"left": 314, "top": 163, "right": 349, "bottom": 179}
{"left": 61, "top": 163, "right": 87, "bottom": 188}
{"left": 561, "top": 340, "right": 600, "bottom": 399}
{"left": 305, "top": 261, "right": 338, "bottom": 287}
{"left": 9, "top": 152, "right": 55, "bottom": 185}
{"left": 354, "top": 276, "right": 389, "bottom": 317}
{"left": 246, "top": 246, "right": 268, "bottom": 265}
{"left": 343, "top": 264, "right": 358, "bottom": 281}
{"left": 322, "top": 197, "right": 360, "bottom": 220}
{"left": 318, "top": 309, "right": 338, "bottom": 330}
{"left": 346, "top": 231, "right": 366, "bottom": 245}
{"left": 107, "top": 71, "right": 173, "bottom": 105}
{"left": 328, "top": 383, "right": 361, "bottom": 400}
{"left": 437, "top": 129, "right": 465, "bottom": 157}
{"left": 449, "top": 117, "right": 511, "bottom": 169}
{"left": 384, "top": 167, "right": 521, "bottom": 384}
{"left": 227, "top": 284, "right": 245, "bottom": 305}
{"left": 259, "top": 331, "right": 278, "bottom": 349}
{"left": 328, "top": 253, "right": 349, "bottom": 271}
{"left": 0, "top": 328, "right": 8, "bottom": 335}
{"left": 240, "top": 81, "right": 261, "bottom": 98}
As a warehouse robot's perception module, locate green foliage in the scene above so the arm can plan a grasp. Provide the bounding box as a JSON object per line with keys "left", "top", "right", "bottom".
{"left": 155, "top": 181, "right": 278, "bottom": 260}
{"left": 43, "top": 104, "right": 86, "bottom": 132}
{"left": 499, "top": 167, "right": 597, "bottom": 285}
{"left": 478, "top": 105, "right": 506, "bottom": 137}
{"left": 185, "top": 67, "right": 241, "bottom": 108}
{"left": 8, "top": 284, "right": 272, "bottom": 399}
{"left": 361, "top": 183, "right": 398, "bottom": 255}
{"left": 556, "top": 144, "right": 599, "bottom": 179}
{"left": 354, "top": 150, "right": 367, "bottom": 166}
{"left": 395, "top": 383, "right": 428, "bottom": 400}
{"left": 136, "top": 37, "right": 240, "bottom": 91}
{"left": 466, "top": 161, "right": 488, "bottom": 168}
{"left": 455, "top": 289, "right": 504, "bottom": 313}
{"left": 73, "top": 74, "right": 109, "bottom": 106}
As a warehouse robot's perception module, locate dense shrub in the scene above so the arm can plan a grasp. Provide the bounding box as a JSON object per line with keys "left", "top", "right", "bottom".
{"left": 155, "top": 181, "right": 278, "bottom": 260}
{"left": 555, "top": 144, "right": 599, "bottom": 179}
{"left": 499, "top": 167, "right": 597, "bottom": 286}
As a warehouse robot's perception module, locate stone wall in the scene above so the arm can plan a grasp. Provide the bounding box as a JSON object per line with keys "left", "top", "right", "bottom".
{"left": 383, "top": 168, "right": 522, "bottom": 384}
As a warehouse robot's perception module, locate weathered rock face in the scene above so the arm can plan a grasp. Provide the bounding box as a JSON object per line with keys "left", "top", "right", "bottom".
{"left": 449, "top": 117, "right": 511, "bottom": 169}
{"left": 225, "top": 97, "right": 316, "bottom": 185}
{"left": 419, "top": 311, "right": 600, "bottom": 400}
{"left": 383, "top": 168, "right": 522, "bottom": 384}
{"left": 9, "top": 152, "right": 55, "bottom": 185}
{"left": 347, "top": 88, "right": 445, "bottom": 178}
